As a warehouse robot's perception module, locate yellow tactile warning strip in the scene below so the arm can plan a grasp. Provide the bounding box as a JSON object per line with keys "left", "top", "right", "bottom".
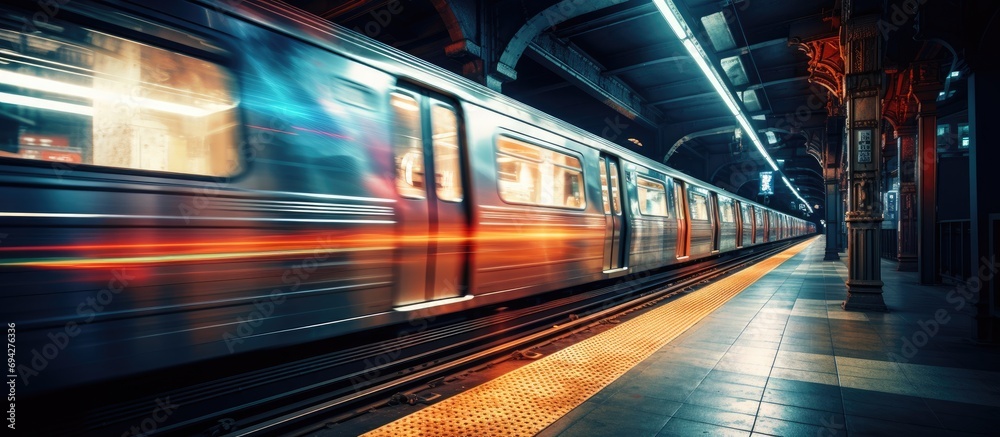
{"left": 363, "top": 237, "right": 817, "bottom": 437}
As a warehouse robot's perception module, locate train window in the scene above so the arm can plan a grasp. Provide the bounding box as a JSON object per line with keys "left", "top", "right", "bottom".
{"left": 718, "top": 197, "right": 735, "bottom": 223}
{"left": 496, "top": 136, "right": 584, "bottom": 209}
{"left": 689, "top": 192, "right": 709, "bottom": 220}
{"left": 608, "top": 164, "right": 621, "bottom": 214}
{"left": 637, "top": 177, "right": 667, "bottom": 217}
{"left": 674, "top": 183, "right": 686, "bottom": 220}
{"left": 599, "top": 159, "right": 611, "bottom": 214}
{"left": 391, "top": 92, "right": 425, "bottom": 199}
{"left": 335, "top": 80, "right": 377, "bottom": 110}
{"left": 431, "top": 102, "right": 462, "bottom": 202}
{"left": 741, "top": 204, "right": 752, "bottom": 225}
{"left": 0, "top": 20, "right": 239, "bottom": 176}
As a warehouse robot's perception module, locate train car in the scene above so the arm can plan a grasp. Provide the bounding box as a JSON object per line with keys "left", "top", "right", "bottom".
{"left": 0, "top": 0, "right": 811, "bottom": 395}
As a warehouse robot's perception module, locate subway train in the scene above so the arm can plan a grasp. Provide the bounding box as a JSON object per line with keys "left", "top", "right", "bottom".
{"left": 0, "top": 0, "right": 814, "bottom": 395}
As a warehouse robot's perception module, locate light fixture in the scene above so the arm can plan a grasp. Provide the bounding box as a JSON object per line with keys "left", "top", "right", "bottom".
{"left": 652, "top": 0, "right": 813, "bottom": 214}
{"left": 765, "top": 131, "right": 777, "bottom": 144}
{"left": 628, "top": 138, "right": 644, "bottom": 147}
{"left": 949, "top": 71, "right": 960, "bottom": 78}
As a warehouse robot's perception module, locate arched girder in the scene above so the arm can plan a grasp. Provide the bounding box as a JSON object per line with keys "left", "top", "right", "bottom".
{"left": 709, "top": 159, "right": 764, "bottom": 192}
{"left": 429, "top": 0, "right": 471, "bottom": 46}
{"left": 664, "top": 125, "right": 736, "bottom": 164}
{"left": 429, "top": 0, "right": 484, "bottom": 83}
{"left": 493, "top": 0, "right": 629, "bottom": 84}
{"left": 783, "top": 166, "right": 823, "bottom": 180}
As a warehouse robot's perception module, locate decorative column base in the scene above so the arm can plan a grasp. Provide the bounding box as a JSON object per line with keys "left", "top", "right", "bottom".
{"left": 824, "top": 250, "right": 841, "bottom": 261}
{"left": 844, "top": 217, "right": 886, "bottom": 312}
{"left": 897, "top": 255, "right": 917, "bottom": 272}
{"left": 843, "top": 281, "right": 888, "bottom": 311}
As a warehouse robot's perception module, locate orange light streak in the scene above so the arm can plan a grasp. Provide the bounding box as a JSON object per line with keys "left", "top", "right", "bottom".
{"left": 0, "top": 228, "right": 600, "bottom": 269}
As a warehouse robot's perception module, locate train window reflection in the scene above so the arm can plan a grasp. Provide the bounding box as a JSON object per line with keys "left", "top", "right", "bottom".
{"left": 689, "top": 192, "right": 709, "bottom": 221}
{"left": 0, "top": 23, "right": 239, "bottom": 176}
{"left": 391, "top": 92, "right": 425, "bottom": 199}
{"left": 608, "top": 164, "right": 621, "bottom": 214}
{"left": 674, "top": 183, "right": 686, "bottom": 220}
{"left": 431, "top": 103, "right": 462, "bottom": 202}
{"left": 741, "top": 204, "right": 752, "bottom": 225}
{"left": 599, "top": 158, "right": 611, "bottom": 214}
{"left": 718, "top": 197, "right": 735, "bottom": 223}
{"left": 496, "top": 136, "right": 584, "bottom": 209}
{"left": 637, "top": 177, "right": 667, "bottom": 217}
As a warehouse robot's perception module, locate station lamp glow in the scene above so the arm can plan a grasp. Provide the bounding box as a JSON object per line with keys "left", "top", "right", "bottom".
{"left": 652, "top": 0, "right": 813, "bottom": 214}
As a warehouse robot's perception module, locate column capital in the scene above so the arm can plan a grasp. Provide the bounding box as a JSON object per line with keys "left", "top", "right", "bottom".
{"left": 909, "top": 61, "right": 944, "bottom": 109}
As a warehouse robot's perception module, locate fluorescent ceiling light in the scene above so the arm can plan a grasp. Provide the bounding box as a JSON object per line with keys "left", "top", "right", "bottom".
{"left": 653, "top": 0, "right": 813, "bottom": 214}
{"left": 652, "top": 0, "right": 686, "bottom": 39}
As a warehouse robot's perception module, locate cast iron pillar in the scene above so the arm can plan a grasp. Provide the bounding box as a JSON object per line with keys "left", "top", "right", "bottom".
{"left": 825, "top": 177, "right": 842, "bottom": 260}
{"left": 968, "top": 70, "right": 1000, "bottom": 341}
{"left": 841, "top": 14, "right": 886, "bottom": 311}
{"left": 896, "top": 125, "right": 918, "bottom": 271}
{"left": 909, "top": 62, "right": 942, "bottom": 285}
{"left": 824, "top": 113, "right": 845, "bottom": 261}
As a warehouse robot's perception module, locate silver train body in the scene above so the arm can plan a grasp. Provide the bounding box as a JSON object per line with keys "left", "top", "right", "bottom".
{"left": 0, "top": 0, "right": 814, "bottom": 394}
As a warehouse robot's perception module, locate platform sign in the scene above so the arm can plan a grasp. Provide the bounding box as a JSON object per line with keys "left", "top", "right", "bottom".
{"left": 759, "top": 171, "right": 774, "bottom": 195}
{"left": 885, "top": 191, "right": 898, "bottom": 221}
{"left": 856, "top": 129, "right": 873, "bottom": 164}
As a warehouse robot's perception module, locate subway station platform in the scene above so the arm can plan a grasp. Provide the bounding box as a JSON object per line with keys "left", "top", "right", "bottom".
{"left": 358, "top": 237, "right": 1000, "bottom": 436}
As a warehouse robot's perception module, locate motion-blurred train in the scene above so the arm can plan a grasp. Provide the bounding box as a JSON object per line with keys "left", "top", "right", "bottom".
{"left": 0, "top": 0, "right": 813, "bottom": 394}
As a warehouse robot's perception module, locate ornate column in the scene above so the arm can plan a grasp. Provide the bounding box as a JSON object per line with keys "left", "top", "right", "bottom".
{"left": 795, "top": 36, "right": 846, "bottom": 261}
{"left": 841, "top": 14, "right": 886, "bottom": 311}
{"left": 895, "top": 125, "right": 918, "bottom": 271}
{"left": 909, "top": 61, "right": 942, "bottom": 285}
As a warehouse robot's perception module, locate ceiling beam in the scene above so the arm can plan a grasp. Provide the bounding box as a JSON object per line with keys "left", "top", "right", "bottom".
{"left": 603, "top": 55, "right": 688, "bottom": 76}
{"left": 654, "top": 76, "right": 811, "bottom": 106}
{"left": 738, "top": 75, "right": 810, "bottom": 91}
{"left": 553, "top": 3, "right": 657, "bottom": 38}
{"left": 715, "top": 37, "right": 788, "bottom": 58}
{"left": 651, "top": 91, "right": 717, "bottom": 106}
{"left": 527, "top": 33, "right": 663, "bottom": 128}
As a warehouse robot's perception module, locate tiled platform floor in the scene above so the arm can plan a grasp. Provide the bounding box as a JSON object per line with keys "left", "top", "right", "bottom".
{"left": 538, "top": 236, "right": 1000, "bottom": 436}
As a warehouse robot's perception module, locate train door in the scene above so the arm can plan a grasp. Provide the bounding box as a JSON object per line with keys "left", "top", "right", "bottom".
{"left": 673, "top": 180, "right": 690, "bottom": 259}
{"left": 710, "top": 193, "right": 721, "bottom": 253}
{"left": 599, "top": 155, "right": 627, "bottom": 272}
{"left": 734, "top": 201, "right": 743, "bottom": 248}
{"left": 390, "top": 90, "right": 469, "bottom": 305}
{"left": 753, "top": 206, "right": 762, "bottom": 243}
